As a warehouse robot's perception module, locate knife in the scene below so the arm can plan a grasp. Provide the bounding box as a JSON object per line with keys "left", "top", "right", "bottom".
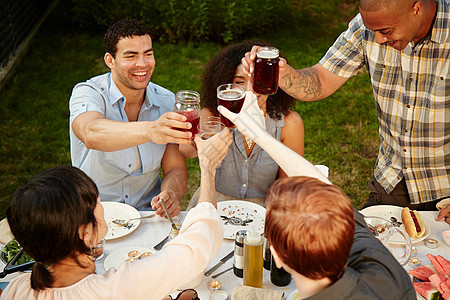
{"left": 160, "top": 198, "right": 178, "bottom": 231}
{"left": 212, "top": 266, "right": 233, "bottom": 279}
{"left": 204, "top": 250, "right": 234, "bottom": 276}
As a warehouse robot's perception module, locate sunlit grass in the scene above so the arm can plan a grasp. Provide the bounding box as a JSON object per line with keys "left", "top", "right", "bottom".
{"left": 0, "top": 0, "right": 377, "bottom": 218}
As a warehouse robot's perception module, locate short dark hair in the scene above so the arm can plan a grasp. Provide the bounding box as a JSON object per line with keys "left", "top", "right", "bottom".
{"left": 104, "top": 18, "right": 152, "bottom": 58}
{"left": 7, "top": 166, "right": 99, "bottom": 291}
{"left": 265, "top": 176, "right": 355, "bottom": 282}
{"left": 201, "top": 40, "right": 295, "bottom": 120}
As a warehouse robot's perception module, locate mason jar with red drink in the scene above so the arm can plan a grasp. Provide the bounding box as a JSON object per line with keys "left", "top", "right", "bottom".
{"left": 174, "top": 90, "right": 200, "bottom": 137}
{"left": 253, "top": 47, "right": 280, "bottom": 95}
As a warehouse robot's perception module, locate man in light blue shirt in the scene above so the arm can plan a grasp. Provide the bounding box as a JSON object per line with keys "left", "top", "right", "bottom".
{"left": 69, "top": 19, "right": 192, "bottom": 216}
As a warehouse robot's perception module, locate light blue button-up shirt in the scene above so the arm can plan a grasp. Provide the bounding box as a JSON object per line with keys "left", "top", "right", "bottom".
{"left": 69, "top": 73, "right": 175, "bottom": 210}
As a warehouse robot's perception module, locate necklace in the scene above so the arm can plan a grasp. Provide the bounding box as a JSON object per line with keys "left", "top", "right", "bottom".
{"left": 244, "top": 136, "right": 254, "bottom": 149}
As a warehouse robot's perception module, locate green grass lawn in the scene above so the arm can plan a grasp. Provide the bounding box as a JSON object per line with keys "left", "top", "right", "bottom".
{"left": 0, "top": 0, "right": 378, "bottom": 218}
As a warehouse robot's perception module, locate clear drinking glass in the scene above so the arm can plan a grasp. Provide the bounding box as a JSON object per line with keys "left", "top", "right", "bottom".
{"left": 364, "top": 216, "right": 412, "bottom": 266}
{"left": 174, "top": 90, "right": 201, "bottom": 136}
{"left": 217, "top": 84, "right": 245, "bottom": 130}
{"left": 197, "top": 116, "right": 225, "bottom": 140}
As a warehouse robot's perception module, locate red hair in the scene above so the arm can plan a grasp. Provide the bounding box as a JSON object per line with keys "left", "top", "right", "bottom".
{"left": 265, "top": 176, "right": 355, "bottom": 282}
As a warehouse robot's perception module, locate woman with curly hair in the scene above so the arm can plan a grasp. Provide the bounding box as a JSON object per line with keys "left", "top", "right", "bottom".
{"left": 184, "top": 40, "right": 304, "bottom": 208}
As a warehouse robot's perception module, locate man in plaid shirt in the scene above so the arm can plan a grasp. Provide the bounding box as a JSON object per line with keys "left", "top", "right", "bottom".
{"left": 242, "top": 0, "right": 449, "bottom": 221}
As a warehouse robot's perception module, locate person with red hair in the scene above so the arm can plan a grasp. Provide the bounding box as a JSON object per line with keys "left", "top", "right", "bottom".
{"left": 264, "top": 177, "right": 415, "bottom": 299}
{"left": 220, "top": 93, "right": 415, "bottom": 299}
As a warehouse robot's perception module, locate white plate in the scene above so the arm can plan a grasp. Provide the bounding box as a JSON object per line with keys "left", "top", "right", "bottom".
{"left": 102, "top": 202, "right": 141, "bottom": 240}
{"left": 104, "top": 246, "right": 153, "bottom": 270}
{"left": 217, "top": 200, "right": 265, "bottom": 240}
{"left": 360, "top": 205, "right": 431, "bottom": 245}
{"left": 286, "top": 289, "right": 299, "bottom": 300}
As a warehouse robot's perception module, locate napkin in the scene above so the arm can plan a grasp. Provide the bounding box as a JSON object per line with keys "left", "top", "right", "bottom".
{"left": 436, "top": 198, "right": 450, "bottom": 217}
{"left": 0, "top": 219, "right": 14, "bottom": 244}
{"left": 231, "top": 285, "right": 284, "bottom": 300}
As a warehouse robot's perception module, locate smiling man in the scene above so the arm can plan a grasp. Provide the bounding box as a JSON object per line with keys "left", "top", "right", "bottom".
{"left": 69, "top": 19, "right": 190, "bottom": 216}
{"left": 242, "top": 0, "right": 449, "bottom": 215}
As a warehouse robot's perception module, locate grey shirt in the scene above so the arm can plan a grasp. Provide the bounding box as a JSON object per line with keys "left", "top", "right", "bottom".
{"left": 215, "top": 116, "right": 284, "bottom": 200}
{"left": 306, "top": 209, "right": 416, "bottom": 300}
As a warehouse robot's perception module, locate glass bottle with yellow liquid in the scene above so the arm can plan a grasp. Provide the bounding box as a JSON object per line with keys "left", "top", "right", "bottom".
{"left": 243, "top": 229, "right": 263, "bottom": 288}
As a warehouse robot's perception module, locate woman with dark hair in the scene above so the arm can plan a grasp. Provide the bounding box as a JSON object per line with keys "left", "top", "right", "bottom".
{"left": 1, "top": 129, "right": 232, "bottom": 299}
{"left": 184, "top": 40, "right": 304, "bottom": 208}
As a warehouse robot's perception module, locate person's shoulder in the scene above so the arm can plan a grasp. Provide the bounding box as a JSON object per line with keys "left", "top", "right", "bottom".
{"left": 147, "top": 82, "right": 175, "bottom": 98}
{"left": 1, "top": 273, "right": 31, "bottom": 298}
{"left": 284, "top": 110, "right": 304, "bottom": 130}
{"left": 73, "top": 73, "right": 110, "bottom": 93}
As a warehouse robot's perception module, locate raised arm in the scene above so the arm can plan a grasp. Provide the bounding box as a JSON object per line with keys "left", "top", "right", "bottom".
{"left": 195, "top": 129, "right": 233, "bottom": 208}
{"left": 241, "top": 46, "right": 348, "bottom": 101}
{"left": 218, "top": 92, "right": 331, "bottom": 184}
{"left": 72, "top": 111, "right": 193, "bottom": 152}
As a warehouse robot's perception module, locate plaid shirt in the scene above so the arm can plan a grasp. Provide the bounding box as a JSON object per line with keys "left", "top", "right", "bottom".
{"left": 320, "top": 0, "right": 449, "bottom": 204}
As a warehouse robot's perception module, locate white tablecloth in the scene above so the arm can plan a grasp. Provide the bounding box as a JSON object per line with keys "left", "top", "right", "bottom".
{"left": 94, "top": 211, "right": 297, "bottom": 299}
{"left": 94, "top": 210, "right": 450, "bottom": 299}
{"left": 400, "top": 211, "right": 450, "bottom": 272}
{"left": 1, "top": 210, "right": 448, "bottom": 299}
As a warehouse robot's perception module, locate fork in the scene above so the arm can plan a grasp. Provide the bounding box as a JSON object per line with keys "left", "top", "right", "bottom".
{"left": 154, "top": 211, "right": 187, "bottom": 251}
{"left": 112, "top": 214, "right": 155, "bottom": 227}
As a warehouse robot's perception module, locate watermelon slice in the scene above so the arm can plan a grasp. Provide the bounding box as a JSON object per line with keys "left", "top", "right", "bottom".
{"left": 430, "top": 274, "right": 447, "bottom": 294}
{"left": 437, "top": 256, "right": 450, "bottom": 278}
{"left": 442, "top": 290, "right": 450, "bottom": 300}
{"left": 414, "top": 282, "right": 442, "bottom": 300}
{"left": 441, "top": 282, "right": 450, "bottom": 294}
{"left": 428, "top": 254, "right": 448, "bottom": 277}
{"left": 410, "top": 265, "right": 437, "bottom": 281}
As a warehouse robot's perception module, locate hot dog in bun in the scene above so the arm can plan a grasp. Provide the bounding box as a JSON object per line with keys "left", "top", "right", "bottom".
{"left": 401, "top": 207, "right": 425, "bottom": 238}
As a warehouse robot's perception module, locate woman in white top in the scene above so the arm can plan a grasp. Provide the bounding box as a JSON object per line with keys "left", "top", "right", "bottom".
{"left": 1, "top": 130, "right": 232, "bottom": 300}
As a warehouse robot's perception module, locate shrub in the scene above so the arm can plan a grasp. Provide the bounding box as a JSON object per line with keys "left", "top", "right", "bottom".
{"left": 69, "top": 0, "right": 294, "bottom": 44}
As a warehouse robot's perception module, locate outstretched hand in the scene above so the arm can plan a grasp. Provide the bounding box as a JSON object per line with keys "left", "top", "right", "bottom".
{"left": 218, "top": 91, "right": 266, "bottom": 142}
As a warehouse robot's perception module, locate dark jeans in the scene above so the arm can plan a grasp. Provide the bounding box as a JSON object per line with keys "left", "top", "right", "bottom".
{"left": 363, "top": 178, "right": 440, "bottom": 211}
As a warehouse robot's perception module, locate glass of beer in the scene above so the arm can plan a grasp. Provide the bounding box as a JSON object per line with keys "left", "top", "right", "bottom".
{"left": 217, "top": 84, "right": 245, "bottom": 130}
{"left": 252, "top": 47, "right": 280, "bottom": 95}
{"left": 174, "top": 90, "right": 200, "bottom": 137}
{"left": 198, "top": 116, "right": 225, "bottom": 140}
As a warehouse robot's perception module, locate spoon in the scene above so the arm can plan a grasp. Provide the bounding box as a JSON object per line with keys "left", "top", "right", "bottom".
{"left": 112, "top": 214, "right": 155, "bottom": 227}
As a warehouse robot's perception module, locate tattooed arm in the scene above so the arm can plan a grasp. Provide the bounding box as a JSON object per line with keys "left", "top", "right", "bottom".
{"left": 278, "top": 63, "right": 348, "bottom": 101}
{"left": 242, "top": 46, "right": 348, "bottom": 101}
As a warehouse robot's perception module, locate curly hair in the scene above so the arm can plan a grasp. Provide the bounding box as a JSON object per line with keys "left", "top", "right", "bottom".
{"left": 201, "top": 40, "right": 295, "bottom": 120}
{"left": 104, "top": 19, "right": 152, "bottom": 58}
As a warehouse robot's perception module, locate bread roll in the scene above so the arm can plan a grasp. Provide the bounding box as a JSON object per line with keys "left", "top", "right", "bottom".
{"left": 401, "top": 207, "right": 425, "bottom": 238}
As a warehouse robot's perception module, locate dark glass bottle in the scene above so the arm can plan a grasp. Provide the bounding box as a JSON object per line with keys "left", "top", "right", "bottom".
{"left": 263, "top": 237, "right": 272, "bottom": 270}
{"left": 270, "top": 256, "right": 292, "bottom": 286}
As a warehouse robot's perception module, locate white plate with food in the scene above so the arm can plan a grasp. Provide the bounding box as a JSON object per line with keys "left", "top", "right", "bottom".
{"left": 104, "top": 246, "right": 153, "bottom": 270}
{"left": 286, "top": 289, "right": 299, "bottom": 300}
{"left": 102, "top": 202, "right": 141, "bottom": 240}
{"left": 217, "top": 200, "right": 265, "bottom": 240}
{"left": 360, "top": 205, "right": 431, "bottom": 245}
